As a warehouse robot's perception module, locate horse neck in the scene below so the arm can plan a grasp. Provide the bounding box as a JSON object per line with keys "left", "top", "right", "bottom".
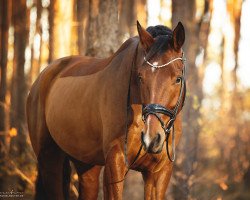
{"left": 96, "top": 37, "right": 139, "bottom": 122}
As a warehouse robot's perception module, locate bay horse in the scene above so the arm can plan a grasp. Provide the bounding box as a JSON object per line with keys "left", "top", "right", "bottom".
{"left": 26, "top": 21, "right": 186, "bottom": 200}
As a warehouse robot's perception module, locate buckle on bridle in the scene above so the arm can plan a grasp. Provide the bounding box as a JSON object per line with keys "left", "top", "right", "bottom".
{"left": 164, "top": 118, "right": 175, "bottom": 133}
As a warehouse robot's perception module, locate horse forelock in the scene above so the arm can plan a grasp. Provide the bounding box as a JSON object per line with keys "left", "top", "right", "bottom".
{"left": 145, "top": 25, "right": 174, "bottom": 60}
{"left": 146, "top": 25, "right": 172, "bottom": 38}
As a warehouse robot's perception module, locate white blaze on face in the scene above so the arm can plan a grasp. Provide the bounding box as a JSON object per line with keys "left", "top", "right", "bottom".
{"left": 152, "top": 62, "right": 158, "bottom": 72}
{"left": 144, "top": 115, "right": 152, "bottom": 147}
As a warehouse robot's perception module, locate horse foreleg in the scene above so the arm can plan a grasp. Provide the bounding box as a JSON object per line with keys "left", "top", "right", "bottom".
{"left": 142, "top": 162, "right": 173, "bottom": 200}
{"left": 73, "top": 161, "right": 101, "bottom": 200}
{"left": 103, "top": 144, "right": 126, "bottom": 200}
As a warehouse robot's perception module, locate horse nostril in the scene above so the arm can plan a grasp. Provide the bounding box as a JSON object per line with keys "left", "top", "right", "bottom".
{"left": 141, "top": 132, "right": 163, "bottom": 153}
{"left": 147, "top": 133, "right": 162, "bottom": 153}
{"left": 156, "top": 133, "right": 161, "bottom": 145}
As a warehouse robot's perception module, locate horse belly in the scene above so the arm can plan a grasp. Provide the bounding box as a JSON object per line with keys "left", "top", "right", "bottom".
{"left": 45, "top": 77, "right": 105, "bottom": 165}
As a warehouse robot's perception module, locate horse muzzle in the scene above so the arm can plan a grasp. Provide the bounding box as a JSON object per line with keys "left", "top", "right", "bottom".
{"left": 141, "top": 131, "right": 164, "bottom": 154}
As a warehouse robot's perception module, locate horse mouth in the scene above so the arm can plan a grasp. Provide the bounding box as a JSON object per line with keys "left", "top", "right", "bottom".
{"left": 146, "top": 142, "right": 164, "bottom": 154}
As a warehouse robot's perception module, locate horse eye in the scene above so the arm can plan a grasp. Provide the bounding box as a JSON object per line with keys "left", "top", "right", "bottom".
{"left": 138, "top": 75, "right": 143, "bottom": 83}
{"left": 176, "top": 77, "right": 182, "bottom": 84}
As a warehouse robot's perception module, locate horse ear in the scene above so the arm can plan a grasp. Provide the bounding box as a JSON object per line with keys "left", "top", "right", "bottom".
{"left": 137, "top": 21, "right": 154, "bottom": 51}
{"left": 173, "top": 22, "right": 185, "bottom": 51}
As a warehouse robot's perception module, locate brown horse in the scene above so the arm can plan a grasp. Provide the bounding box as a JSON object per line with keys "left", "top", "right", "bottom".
{"left": 26, "top": 21, "right": 186, "bottom": 200}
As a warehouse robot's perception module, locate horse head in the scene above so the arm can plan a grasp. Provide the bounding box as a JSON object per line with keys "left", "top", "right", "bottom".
{"left": 135, "top": 21, "right": 186, "bottom": 155}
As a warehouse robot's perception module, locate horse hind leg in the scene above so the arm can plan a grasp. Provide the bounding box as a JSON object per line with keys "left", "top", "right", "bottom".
{"left": 35, "top": 135, "right": 71, "bottom": 200}
{"left": 63, "top": 157, "right": 71, "bottom": 200}
{"left": 72, "top": 160, "right": 102, "bottom": 200}
{"left": 35, "top": 168, "right": 46, "bottom": 200}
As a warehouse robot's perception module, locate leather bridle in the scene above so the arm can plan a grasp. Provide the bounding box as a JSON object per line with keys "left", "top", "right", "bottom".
{"left": 142, "top": 52, "right": 186, "bottom": 161}
{"left": 124, "top": 52, "right": 186, "bottom": 173}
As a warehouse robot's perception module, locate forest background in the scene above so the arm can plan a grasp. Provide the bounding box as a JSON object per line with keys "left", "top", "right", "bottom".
{"left": 0, "top": 0, "right": 250, "bottom": 199}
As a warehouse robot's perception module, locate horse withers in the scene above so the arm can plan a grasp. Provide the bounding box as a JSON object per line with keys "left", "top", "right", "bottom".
{"left": 26, "top": 21, "right": 186, "bottom": 200}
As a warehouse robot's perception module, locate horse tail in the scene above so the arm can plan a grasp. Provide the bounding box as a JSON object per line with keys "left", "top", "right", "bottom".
{"left": 63, "top": 156, "right": 71, "bottom": 200}
{"left": 35, "top": 167, "right": 47, "bottom": 200}
{"left": 34, "top": 157, "right": 71, "bottom": 200}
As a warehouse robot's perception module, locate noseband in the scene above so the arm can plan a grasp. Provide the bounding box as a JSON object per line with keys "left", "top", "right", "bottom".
{"left": 142, "top": 53, "right": 186, "bottom": 162}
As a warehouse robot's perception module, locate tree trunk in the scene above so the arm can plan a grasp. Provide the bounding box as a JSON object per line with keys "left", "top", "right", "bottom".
{"left": 0, "top": 0, "right": 11, "bottom": 155}
{"left": 0, "top": 2, "right": 11, "bottom": 193}
{"left": 171, "top": 0, "right": 209, "bottom": 199}
{"left": 136, "top": 0, "right": 147, "bottom": 27}
{"left": 227, "top": 0, "right": 243, "bottom": 183}
{"left": 48, "top": 0, "right": 74, "bottom": 61}
{"left": 71, "top": 0, "right": 78, "bottom": 55}
{"left": 29, "top": 0, "right": 42, "bottom": 86}
{"left": 86, "top": 0, "right": 99, "bottom": 56}
{"left": 54, "top": 0, "right": 74, "bottom": 59}
{"left": 76, "top": 0, "right": 89, "bottom": 55}
{"left": 10, "top": 0, "right": 29, "bottom": 156}
{"left": 3, "top": 0, "right": 30, "bottom": 192}
{"left": 48, "top": 0, "right": 55, "bottom": 62}
{"left": 227, "top": 0, "right": 243, "bottom": 89}
{"left": 118, "top": 0, "right": 136, "bottom": 42}
{"left": 86, "top": 0, "right": 119, "bottom": 57}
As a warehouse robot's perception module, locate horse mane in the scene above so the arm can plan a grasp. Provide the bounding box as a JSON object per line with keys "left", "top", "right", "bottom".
{"left": 110, "top": 36, "right": 139, "bottom": 59}
{"left": 146, "top": 25, "right": 172, "bottom": 37}
{"left": 145, "top": 25, "right": 173, "bottom": 60}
